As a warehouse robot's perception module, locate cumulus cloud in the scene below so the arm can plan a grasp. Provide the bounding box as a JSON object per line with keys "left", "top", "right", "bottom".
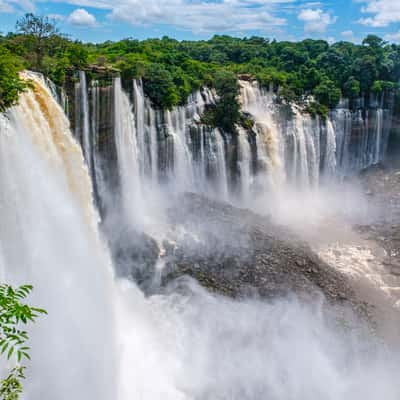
{"left": 0, "top": 0, "right": 35, "bottom": 12}
{"left": 8, "top": 0, "right": 293, "bottom": 34}
{"left": 298, "top": 8, "right": 337, "bottom": 33}
{"left": 106, "top": 0, "right": 292, "bottom": 33}
{"left": 0, "top": 0, "right": 13, "bottom": 12}
{"left": 358, "top": 0, "right": 400, "bottom": 27}
{"left": 385, "top": 31, "right": 400, "bottom": 42}
{"left": 67, "top": 8, "right": 97, "bottom": 27}
{"left": 341, "top": 30, "right": 355, "bottom": 40}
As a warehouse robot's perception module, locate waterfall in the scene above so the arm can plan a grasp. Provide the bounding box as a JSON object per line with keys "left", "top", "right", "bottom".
{"left": 70, "top": 73, "right": 394, "bottom": 212}
{"left": 374, "top": 108, "right": 383, "bottom": 164}
{"left": 166, "top": 107, "right": 194, "bottom": 191}
{"left": 90, "top": 79, "right": 107, "bottom": 206}
{"left": 133, "top": 80, "right": 154, "bottom": 181}
{"left": 0, "top": 72, "right": 116, "bottom": 399}
{"left": 75, "top": 71, "right": 92, "bottom": 173}
{"left": 131, "top": 80, "right": 225, "bottom": 198}
{"left": 238, "top": 80, "right": 393, "bottom": 188}
{"left": 1, "top": 70, "right": 399, "bottom": 400}
{"left": 237, "top": 127, "right": 252, "bottom": 200}
{"left": 239, "top": 80, "right": 285, "bottom": 191}
{"left": 331, "top": 107, "right": 352, "bottom": 174}
{"left": 211, "top": 128, "right": 229, "bottom": 200}
{"left": 238, "top": 80, "right": 323, "bottom": 189}
{"left": 324, "top": 118, "right": 337, "bottom": 177}
{"left": 113, "top": 77, "right": 143, "bottom": 225}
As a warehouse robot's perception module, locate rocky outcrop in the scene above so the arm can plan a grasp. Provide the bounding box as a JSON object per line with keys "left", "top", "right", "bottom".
{"left": 160, "top": 193, "right": 358, "bottom": 306}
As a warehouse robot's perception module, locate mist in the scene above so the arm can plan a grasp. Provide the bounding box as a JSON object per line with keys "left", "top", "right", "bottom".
{"left": 115, "top": 277, "right": 400, "bottom": 400}
{"left": 0, "top": 71, "right": 399, "bottom": 400}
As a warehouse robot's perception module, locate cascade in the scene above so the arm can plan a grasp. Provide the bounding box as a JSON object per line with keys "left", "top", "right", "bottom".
{"left": 0, "top": 71, "right": 399, "bottom": 400}
{"left": 75, "top": 71, "right": 92, "bottom": 173}
{"left": 331, "top": 107, "right": 352, "bottom": 174}
{"left": 324, "top": 118, "right": 337, "bottom": 177}
{"left": 113, "top": 77, "right": 143, "bottom": 226}
{"left": 73, "top": 71, "right": 394, "bottom": 206}
{"left": 205, "top": 127, "right": 229, "bottom": 199}
{"left": 90, "top": 79, "right": 108, "bottom": 206}
{"left": 165, "top": 107, "right": 194, "bottom": 191}
{"left": 0, "top": 72, "right": 115, "bottom": 399}
{"left": 238, "top": 79, "right": 392, "bottom": 188}
{"left": 130, "top": 78, "right": 225, "bottom": 198}
{"left": 133, "top": 80, "right": 158, "bottom": 184}
{"left": 239, "top": 80, "right": 285, "bottom": 191}
{"left": 237, "top": 126, "right": 252, "bottom": 200}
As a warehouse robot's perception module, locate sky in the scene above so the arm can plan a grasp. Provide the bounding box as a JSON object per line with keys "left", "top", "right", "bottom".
{"left": 0, "top": 0, "right": 399, "bottom": 43}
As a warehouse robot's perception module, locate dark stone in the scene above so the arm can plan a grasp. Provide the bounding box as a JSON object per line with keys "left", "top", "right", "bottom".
{"left": 112, "top": 227, "right": 160, "bottom": 290}
{"left": 161, "top": 193, "right": 357, "bottom": 307}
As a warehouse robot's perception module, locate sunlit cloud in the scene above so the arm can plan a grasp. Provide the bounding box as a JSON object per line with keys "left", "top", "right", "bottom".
{"left": 358, "top": 0, "right": 400, "bottom": 27}
{"left": 67, "top": 8, "right": 97, "bottom": 26}
{"left": 298, "top": 8, "right": 337, "bottom": 33}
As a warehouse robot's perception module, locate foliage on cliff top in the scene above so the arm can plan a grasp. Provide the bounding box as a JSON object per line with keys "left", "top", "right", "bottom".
{"left": 0, "top": 46, "right": 27, "bottom": 112}
{"left": 1, "top": 14, "right": 400, "bottom": 119}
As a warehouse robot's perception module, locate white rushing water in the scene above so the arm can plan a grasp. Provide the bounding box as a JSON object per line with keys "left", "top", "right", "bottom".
{"left": 76, "top": 71, "right": 92, "bottom": 173}
{"left": 114, "top": 77, "right": 143, "bottom": 226}
{"left": 129, "top": 79, "right": 227, "bottom": 199}
{"left": 0, "top": 72, "right": 399, "bottom": 400}
{"left": 73, "top": 73, "right": 393, "bottom": 207}
{"left": 0, "top": 72, "right": 116, "bottom": 399}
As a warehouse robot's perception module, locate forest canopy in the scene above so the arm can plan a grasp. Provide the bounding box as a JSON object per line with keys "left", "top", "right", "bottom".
{"left": 1, "top": 14, "right": 400, "bottom": 118}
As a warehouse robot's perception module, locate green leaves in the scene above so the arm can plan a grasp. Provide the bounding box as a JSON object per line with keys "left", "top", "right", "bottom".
{"left": 1, "top": 17, "right": 400, "bottom": 115}
{"left": 0, "top": 284, "right": 46, "bottom": 400}
{"left": 143, "top": 63, "right": 179, "bottom": 109}
{"left": 313, "top": 78, "right": 342, "bottom": 108}
{"left": 0, "top": 366, "right": 25, "bottom": 400}
{"left": 0, "top": 45, "right": 27, "bottom": 112}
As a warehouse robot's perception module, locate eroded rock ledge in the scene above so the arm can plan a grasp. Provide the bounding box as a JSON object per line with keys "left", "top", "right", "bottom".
{"left": 161, "top": 194, "right": 362, "bottom": 307}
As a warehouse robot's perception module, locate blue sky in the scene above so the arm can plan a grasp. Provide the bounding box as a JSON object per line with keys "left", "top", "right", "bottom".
{"left": 0, "top": 0, "right": 399, "bottom": 43}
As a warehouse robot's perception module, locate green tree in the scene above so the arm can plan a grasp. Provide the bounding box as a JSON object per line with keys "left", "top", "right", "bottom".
{"left": 213, "top": 70, "right": 240, "bottom": 132}
{"left": 342, "top": 76, "right": 360, "bottom": 99}
{"left": 0, "top": 46, "right": 26, "bottom": 112}
{"left": 313, "top": 78, "right": 341, "bottom": 108}
{"left": 15, "top": 13, "right": 59, "bottom": 69}
{"left": 143, "top": 63, "right": 179, "bottom": 108}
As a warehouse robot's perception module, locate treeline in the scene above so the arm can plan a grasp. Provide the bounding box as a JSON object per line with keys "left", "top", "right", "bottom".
{"left": 1, "top": 13, "right": 400, "bottom": 124}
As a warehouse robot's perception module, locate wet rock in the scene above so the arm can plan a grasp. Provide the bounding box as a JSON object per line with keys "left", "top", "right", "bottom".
{"left": 162, "top": 193, "right": 358, "bottom": 307}
{"left": 112, "top": 227, "right": 160, "bottom": 289}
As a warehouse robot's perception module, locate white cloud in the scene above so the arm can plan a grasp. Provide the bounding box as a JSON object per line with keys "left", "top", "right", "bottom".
{"left": 385, "top": 31, "right": 400, "bottom": 42}
{"left": 0, "top": 0, "right": 13, "bottom": 12}
{"left": 105, "top": 0, "right": 293, "bottom": 33}
{"left": 341, "top": 30, "right": 355, "bottom": 40}
{"left": 0, "top": 0, "right": 35, "bottom": 12}
{"left": 67, "top": 8, "right": 97, "bottom": 27}
{"left": 48, "top": 13, "right": 66, "bottom": 21}
{"left": 298, "top": 8, "right": 337, "bottom": 33}
{"left": 17, "top": 0, "right": 294, "bottom": 34}
{"left": 358, "top": 0, "right": 400, "bottom": 27}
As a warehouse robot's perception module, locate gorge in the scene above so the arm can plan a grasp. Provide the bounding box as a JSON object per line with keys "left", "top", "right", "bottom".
{"left": 0, "top": 68, "right": 399, "bottom": 399}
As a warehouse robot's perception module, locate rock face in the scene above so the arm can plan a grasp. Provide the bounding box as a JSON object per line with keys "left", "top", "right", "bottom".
{"left": 112, "top": 227, "right": 161, "bottom": 289}
{"left": 357, "top": 163, "right": 400, "bottom": 280}
{"left": 160, "top": 193, "right": 356, "bottom": 305}
{"left": 358, "top": 163, "right": 400, "bottom": 223}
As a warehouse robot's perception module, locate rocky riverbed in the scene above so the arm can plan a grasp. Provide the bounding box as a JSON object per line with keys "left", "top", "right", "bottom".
{"left": 162, "top": 193, "right": 356, "bottom": 304}
{"left": 112, "top": 164, "right": 400, "bottom": 343}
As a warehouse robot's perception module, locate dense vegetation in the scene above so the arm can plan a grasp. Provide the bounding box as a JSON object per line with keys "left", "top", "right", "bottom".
{"left": 1, "top": 14, "right": 400, "bottom": 125}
